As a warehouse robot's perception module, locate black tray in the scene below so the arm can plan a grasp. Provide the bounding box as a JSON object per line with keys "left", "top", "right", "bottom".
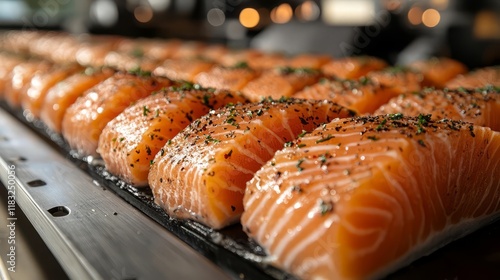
{"left": 2, "top": 101, "right": 500, "bottom": 280}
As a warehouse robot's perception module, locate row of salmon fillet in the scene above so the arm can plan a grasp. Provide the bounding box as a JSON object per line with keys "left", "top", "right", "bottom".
{"left": 1, "top": 30, "right": 500, "bottom": 280}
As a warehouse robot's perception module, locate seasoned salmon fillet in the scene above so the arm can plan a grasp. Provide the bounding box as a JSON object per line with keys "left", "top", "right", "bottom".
{"left": 241, "top": 67, "right": 322, "bottom": 102}
{"left": 367, "top": 66, "right": 423, "bottom": 96}
{"left": 445, "top": 66, "right": 500, "bottom": 89}
{"left": 40, "top": 67, "right": 115, "bottom": 133}
{"left": 245, "top": 53, "right": 288, "bottom": 70}
{"left": 98, "top": 84, "right": 248, "bottom": 186}
{"left": 408, "top": 57, "right": 467, "bottom": 88}
{"left": 104, "top": 51, "right": 159, "bottom": 72}
{"left": 148, "top": 98, "right": 356, "bottom": 229}
{"left": 242, "top": 115, "right": 500, "bottom": 280}
{"left": 74, "top": 35, "right": 124, "bottom": 67}
{"left": 375, "top": 87, "right": 500, "bottom": 131}
{"left": 4, "top": 60, "right": 53, "bottom": 108}
{"left": 21, "top": 63, "right": 83, "bottom": 118}
{"left": 62, "top": 72, "right": 174, "bottom": 157}
{"left": 0, "top": 53, "right": 23, "bottom": 97}
{"left": 295, "top": 76, "right": 404, "bottom": 114}
{"left": 321, "top": 56, "right": 387, "bottom": 79}
{"left": 194, "top": 63, "right": 260, "bottom": 91}
{"left": 170, "top": 41, "right": 207, "bottom": 59}
{"left": 287, "top": 54, "right": 332, "bottom": 69}
{"left": 153, "top": 58, "right": 215, "bottom": 82}
{"left": 217, "top": 49, "right": 264, "bottom": 67}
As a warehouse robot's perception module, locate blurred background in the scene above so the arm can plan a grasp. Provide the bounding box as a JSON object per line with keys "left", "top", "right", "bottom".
{"left": 0, "top": 0, "right": 499, "bottom": 68}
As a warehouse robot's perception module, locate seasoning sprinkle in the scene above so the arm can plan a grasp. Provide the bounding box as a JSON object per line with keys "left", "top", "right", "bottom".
{"left": 143, "top": 106, "right": 150, "bottom": 116}
{"left": 319, "top": 200, "right": 334, "bottom": 216}
{"left": 316, "top": 134, "right": 334, "bottom": 143}
{"left": 296, "top": 158, "right": 305, "bottom": 172}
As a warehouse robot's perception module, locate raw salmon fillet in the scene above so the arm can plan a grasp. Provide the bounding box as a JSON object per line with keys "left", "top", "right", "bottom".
{"left": 375, "top": 87, "right": 500, "bottom": 131}
{"left": 445, "top": 66, "right": 500, "bottom": 89}
{"left": 4, "top": 60, "right": 53, "bottom": 108}
{"left": 242, "top": 115, "right": 500, "bottom": 280}
{"left": 170, "top": 41, "right": 207, "bottom": 59}
{"left": 21, "top": 63, "right": 82, "bottom": 118}
{"left": 217, "top": 49, "right": 264, "bottom": 67}
{"left": 194, "top": 64, "right": 260, "bottom": 91}
{"left": 104, "top": 51, "right": 159, "bottom": 72}
{"left": 153, "top": 58, "right": 215, "bottom": 82}
{"left": 0, "top": 53, "right": 23, "bottom": 97}
{"left": 148, "top": 98, "right": 356, "bottom": 229}
{"left": 246, "top": 53, "right": 288, "bottom": 70}
{"left": 287, "top": 54, "right": 332, "bottom": 69}
{"left": 241, "top": 67, "right": 322, "bottom": 102}
{"left": 295, "top": 76, "right": 404, "bottom": 114}
{"left": 62, "top": 72, "right": 174, "bottom": 157}
{"left": 199, "top": 44, "right": 228, "bottom": 62}
{"left": 98, "top": 84, "right": 248, "bottom": 186}
{"left": 40, "top": 67, "right": 115, "bottom": 133}
{"left": 367, "top": 66, "right": 423, "bottom": 96}
{"left": 408, "top": 57, "right": 467, "bottom": 88}
{"left": 321, "top": 56, "right": 387, "bottom": 79}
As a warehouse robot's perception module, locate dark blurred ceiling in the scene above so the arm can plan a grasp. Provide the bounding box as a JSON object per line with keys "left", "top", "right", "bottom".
{"left": 0, "top": 0, "right": 499, "bottom": 67}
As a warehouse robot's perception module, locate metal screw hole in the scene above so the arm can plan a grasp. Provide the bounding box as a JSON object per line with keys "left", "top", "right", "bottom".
{"left": 10, "top": 156, "right": 26, "bottom": 162}
{"left": 48, "top": 206, "right": 70, "bottom": 217}
{"left": 27, "top": 179, "right": 46, "bottom": 187}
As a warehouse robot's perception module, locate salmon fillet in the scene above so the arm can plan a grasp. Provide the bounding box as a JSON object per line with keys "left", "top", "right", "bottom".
{"left": 153, "top": 58, "right": 215, "bottom": 82}
{"left": 246, "top": 53, "right": 288, "bottom": 70}
{"left": 170, "top": 41, "right": 207, "bottom": 59}
{"left": 74, "top": 35, "right": 124, "bottom": 67}
{"left": 193, "top": 64, "right": 260, "bottom": 91}
{"left": 4, "top": 60, "right": 53, "bottom": 108}
{"left": 104, "top": 51, "right": 159, "bottom": 72}
{"left": 198, "top": 44, "right": 228, "bottom": 62}
{"left": 0, "top": 53, "right": 23, "bottom": 97}
{"left": 287, "top": 54, "right": 332, "bottom": 69}
{"left": 408, "top": 57, "right": 467, "bottom": 88}
{"left": 21, "top": 64, "right": 83, "bottom": 118}
{"left": 241, "top": 67, "right": 322, "bottom": 102}
{"left": 62, "top": 72, "right": 174, "bottom": 157}
{"left": 375, "top": 87, "right": 500, "bottom": 131}
{"left": 242, "top": 115, "right": 500, "bottom": 280}
{"left": 445, "top": 66, "right": 500, "bottom": 89}
{"left": 148, "top": 98, "right": 356, "bottom": 229}
{"left": 321, "top": 56, "right": 387, "bottom": 79}
{"left": 217, "top": 49, "right": 264, "bottom": 67}
{"left": 367, "top": 66, "right": 423, "bottom": 96}
{"left": 295, "top": 76, "right": 404, "bottom": 114}
{"left": 40, "top": 67, "right": 115, "bottom": 133}
{"left": 98, "top": 84, "right": 248, "bottom": 186}
{"left": 143, "top": 39, "right": 183, "bottom": 61}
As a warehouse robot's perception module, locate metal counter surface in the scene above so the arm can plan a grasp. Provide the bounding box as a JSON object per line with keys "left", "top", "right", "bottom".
{"left": 0, "top": 108, "right": 230, "bottom": 280}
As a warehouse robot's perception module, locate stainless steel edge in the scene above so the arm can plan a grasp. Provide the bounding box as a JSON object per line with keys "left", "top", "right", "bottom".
{"left": 0, "top": 109, "right": 231, "bottom": 280}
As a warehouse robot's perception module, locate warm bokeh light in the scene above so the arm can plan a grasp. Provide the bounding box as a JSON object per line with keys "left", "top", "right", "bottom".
{"left": 207, "top": 8, "right": 225, "bottom": 26}
{"left": 134, "top": 6, "right": 153, "bottom": 23}
{"left": 474, "top": 11, "right": 500, "bottom": 39}
{"left": 295, "top": 1, "right": 320, "bottom": 21}
{"left": 408, "top": 6, "right": 423, "bottom": 25}
{"left": 422, "top": 8, "right": 440, "bottom": 28}
{"left": 322, "top": 0, "right": 375, "bottom": 26}
{"left": 147, "top": 0, "right": 171, "bottom": 12}
{"left": 430, "top": 0, "right": 448, "bottom": 10}
{"left": 271, "top": 3, "right": 293, "bottom": 24}
{"left": 383, "top": 0, "right": 402, "bottom": 11}
{"left": 239, "top": 8, "right": 260, "bottom": 28}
